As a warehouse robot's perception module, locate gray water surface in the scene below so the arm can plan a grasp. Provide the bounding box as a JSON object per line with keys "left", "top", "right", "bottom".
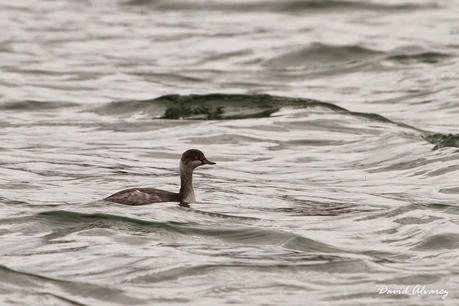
{"left": 1, "top": 0, "right": 459, "bottom": 305}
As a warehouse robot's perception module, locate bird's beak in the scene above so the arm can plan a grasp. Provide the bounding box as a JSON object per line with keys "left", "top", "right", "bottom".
{"left": 202, "top": 158, "right": 216, "bottom": 165}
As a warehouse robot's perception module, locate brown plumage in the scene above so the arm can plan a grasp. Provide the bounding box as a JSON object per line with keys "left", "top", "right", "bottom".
{"left": 103, "top": 149, "right": 215, "bottom": 205}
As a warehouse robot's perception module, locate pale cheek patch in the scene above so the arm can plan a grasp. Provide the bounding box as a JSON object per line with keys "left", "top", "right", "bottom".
{"left": 191, "top": 160, "right": 202, "bottom": 167}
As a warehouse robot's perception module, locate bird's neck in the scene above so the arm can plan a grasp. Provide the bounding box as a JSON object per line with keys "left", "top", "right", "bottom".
{"left": 179, "top": 162, "right": 195, "bottom": 203}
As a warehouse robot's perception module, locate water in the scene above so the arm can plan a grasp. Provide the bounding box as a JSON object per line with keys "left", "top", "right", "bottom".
{"left": 1, "top": 0, "right": 459, "bottom": 305}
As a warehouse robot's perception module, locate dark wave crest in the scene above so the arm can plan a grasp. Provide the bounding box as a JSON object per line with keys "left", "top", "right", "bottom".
{"left": 126, "top": 0, "right": 438, "bottom": 13}
{"left": 0, "top": 100, "right": 78, "bottom": 111}
{"left": 386, "top": 51, "right": 452, "bottom": 64}
{"left": 423, "top": 133, "right": 459, "bottom": 150}
{"left": 266, "top": 44, "right": 383, "bottom": 70}
{"left": 91, "top": 93, "right": 345, "bottom": 120}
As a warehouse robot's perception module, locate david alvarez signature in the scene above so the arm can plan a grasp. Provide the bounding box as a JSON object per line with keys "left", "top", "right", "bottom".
{"left": 378, "top": 285, "right": 448, "bottom": 300}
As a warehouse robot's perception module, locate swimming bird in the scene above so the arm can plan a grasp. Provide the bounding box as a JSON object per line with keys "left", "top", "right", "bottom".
{"left": 104, "top": 149, "right": 215, "bottom": 205}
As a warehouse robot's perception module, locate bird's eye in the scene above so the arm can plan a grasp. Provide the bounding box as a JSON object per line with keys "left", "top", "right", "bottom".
{"left": 193, "top": 155, "right": 199, "bottom": 160}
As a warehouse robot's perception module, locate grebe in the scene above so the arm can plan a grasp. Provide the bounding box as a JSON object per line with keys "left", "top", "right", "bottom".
{"left": 104, "top": 149, "right": 215, "bottom": 205}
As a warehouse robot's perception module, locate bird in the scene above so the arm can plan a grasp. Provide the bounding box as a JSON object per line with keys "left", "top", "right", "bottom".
{"left": 103, "top": 149, "right": 215, "bottom": 205}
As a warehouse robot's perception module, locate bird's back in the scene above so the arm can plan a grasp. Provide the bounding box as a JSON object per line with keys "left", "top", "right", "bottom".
{"left": 104, "top": 187, "right": 180, "bottom": 205}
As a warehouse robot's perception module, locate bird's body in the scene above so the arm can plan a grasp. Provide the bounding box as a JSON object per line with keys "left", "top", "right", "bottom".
{"left": 103, "top": 149, "right": 215, "bottom": 205}
{"left": 104, "top": 188, "right": 180, "bottom": 205}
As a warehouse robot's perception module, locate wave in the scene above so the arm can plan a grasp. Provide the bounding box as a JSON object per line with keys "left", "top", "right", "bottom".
{"left": 423, "top": 133, "right": 459, "bottom": 150}
{"left": 126, "top": 0, "right": 438, "bottom": 13}
{"left": 128, "top": 257, "right": 368, "bottom": 284}
{"left": 266, "top": 44, "right": 383, "bottom": 70}
{"left": 411, "top": 233, "right": 459, "bottom": 251}
{"left": 90, "top": 93, "right": 459, "bottom": 150}
{"left": 29, "top": 210, "right": 401, "bottom": 264}
{"left": 265, "top": 44, "right": 453, "bottom": 72}
{"left": 90, "top": 93, "right": 346, "bottom": 120}
{"left": 386, "top": 51, "right": 452, "bottom": 64}
{"left": 33, "top": 210, "right": 347, "bottom": 254}
{"left": 0, "top": 265, "right": 142, "bottom": 305}
{"left": 0, "top": 100, "right": 78, "bottom": 111}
